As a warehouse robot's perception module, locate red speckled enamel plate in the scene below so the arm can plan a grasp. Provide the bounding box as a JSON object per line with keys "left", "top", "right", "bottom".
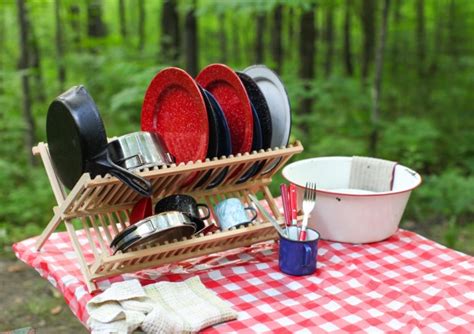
{"left": 141, "top": 67, "right": 209, "bottom": 163}
{"left": 196, "top": 64, "right": 253, "bottom": 155}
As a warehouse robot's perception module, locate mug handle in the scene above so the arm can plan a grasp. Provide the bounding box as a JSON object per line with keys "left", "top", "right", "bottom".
{"left": 197, "top": 203, "right": 210, "bottom": 220}
{"left": 245, "top": 207, "right": 258, "bottom": 223}
{"left": 303, "top": 244, "right": 313, "bottom": 267}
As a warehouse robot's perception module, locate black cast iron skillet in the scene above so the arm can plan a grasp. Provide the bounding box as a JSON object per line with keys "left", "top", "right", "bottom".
{"left": 46, "top": 85, "right": 152, "bottom": 197}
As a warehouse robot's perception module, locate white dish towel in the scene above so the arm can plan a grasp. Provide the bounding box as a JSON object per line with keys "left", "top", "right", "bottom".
{"left": 349, "top": 156, "right": 397, "bottom": 192}
{"left": 86, "top": 277, "right": 237, "bottom": 334}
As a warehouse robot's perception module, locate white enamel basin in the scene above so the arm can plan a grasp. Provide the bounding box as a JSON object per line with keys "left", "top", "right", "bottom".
{"left": 282, "top": 157, "right": 422, "bottom": 244}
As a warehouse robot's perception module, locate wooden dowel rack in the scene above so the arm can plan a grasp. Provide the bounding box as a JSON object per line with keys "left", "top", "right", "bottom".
{"left": 33, "top": 140, "right": 303, "bottom": 292}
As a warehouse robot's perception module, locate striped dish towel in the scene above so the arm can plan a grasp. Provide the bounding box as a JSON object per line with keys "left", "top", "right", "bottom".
{"left": 349, "top": 156, "right": 397, "bottom": 192}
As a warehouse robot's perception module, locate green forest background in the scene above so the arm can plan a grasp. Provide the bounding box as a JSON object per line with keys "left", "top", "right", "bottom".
{"left": 0, "top": 0, "right": 473, "bottom": 255}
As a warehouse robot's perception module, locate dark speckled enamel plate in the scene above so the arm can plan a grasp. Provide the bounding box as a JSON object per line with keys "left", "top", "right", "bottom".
{"left": 141, "top": 67, "right": 209, "bottom": 164}
{"left": 237, "top": 72, "right": 272, "bottom": 149}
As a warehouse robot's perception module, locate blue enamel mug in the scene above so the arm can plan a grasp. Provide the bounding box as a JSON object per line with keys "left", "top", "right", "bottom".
{"left": 279, "top": 227, "right": 320, "bottom": 276}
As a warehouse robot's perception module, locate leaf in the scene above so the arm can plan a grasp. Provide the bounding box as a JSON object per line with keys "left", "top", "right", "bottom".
{"left": 50, "top": 305, "right": 62, "bottom": 315}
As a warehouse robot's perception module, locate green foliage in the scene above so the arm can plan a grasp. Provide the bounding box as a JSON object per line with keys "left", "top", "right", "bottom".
{"left": 410, "top": 169, "right": 474, "bottom": 222}
{"left": 379, "top": 117, "right": 440, "bottom": 171}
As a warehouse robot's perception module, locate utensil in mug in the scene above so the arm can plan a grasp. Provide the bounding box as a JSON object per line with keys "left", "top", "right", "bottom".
{"left": 154, "top": 194, "right": 210, "bottom": 232}
{"left": 248, "top": 194, "right": 285, "bottom": 236}
{"left": 288, "top": 184, "right": 299, "bottom": 239}
{"left": 279, "top": 226, "right": 320, "bottom": 276}
{"left": 215, "top": 198, "right": 257, "bottom": 230}
{"left": 280, "top": 184, "right": 291, "bottom": 236}
{"left": 299, "top": 182, "right": 317, "bottom": 241}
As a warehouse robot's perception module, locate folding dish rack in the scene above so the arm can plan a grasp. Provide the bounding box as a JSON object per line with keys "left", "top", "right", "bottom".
{"left": 33, "top": 141, "right": 303, "bottom": 292}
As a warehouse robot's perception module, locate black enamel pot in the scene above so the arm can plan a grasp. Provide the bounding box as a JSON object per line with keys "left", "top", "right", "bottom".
{"left": 154, "top": 194, "right": 210, "bottom": 232}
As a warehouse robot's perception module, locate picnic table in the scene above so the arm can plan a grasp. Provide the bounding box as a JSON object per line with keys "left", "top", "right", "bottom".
{"left": 13, "top": 227, "right": 474, "bottom": 333}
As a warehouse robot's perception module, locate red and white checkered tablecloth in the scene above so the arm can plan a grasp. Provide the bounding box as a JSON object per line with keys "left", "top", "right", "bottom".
{"left": 13, "top": 227, "right": 474, "bottom": 333}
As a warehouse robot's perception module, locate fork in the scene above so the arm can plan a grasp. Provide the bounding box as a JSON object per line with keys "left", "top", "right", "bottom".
{"left": 299, "top": 182, "right": 317, "bottom": 241}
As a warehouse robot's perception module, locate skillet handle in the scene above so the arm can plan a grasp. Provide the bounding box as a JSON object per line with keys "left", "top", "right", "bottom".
{"left": 108, "top": 167, "right": 152, "bottom": 197}
{"left": 89, "top": 149, "right": 153, "bottom": 197}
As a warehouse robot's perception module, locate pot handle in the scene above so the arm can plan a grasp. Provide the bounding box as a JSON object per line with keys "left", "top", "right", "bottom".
{"left": 196, "top": 204, "right": 210, "bottom": 220}
{"left": 89, "top": 149, "right": 152, "bottom": 197}
{"left": 303, "top": 244, "right": 313, "bottom": 267}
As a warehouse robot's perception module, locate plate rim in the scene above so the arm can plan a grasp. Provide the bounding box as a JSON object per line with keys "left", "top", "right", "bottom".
{"left": 141, "top": 67, "right": 209, "bottom": 163}
{"left": 242, "top": 64, "right": 291, "bottom": 149}
{"left": 196, "top": 63, "right": 253, "bottom": 155}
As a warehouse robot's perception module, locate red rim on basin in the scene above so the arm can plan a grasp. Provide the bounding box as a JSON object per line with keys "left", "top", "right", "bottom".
{"left": 141, "top": 67, "right": 209, "bottom": 164}
{"left": 196, "top": 64, "right": 253, "bottom": 155}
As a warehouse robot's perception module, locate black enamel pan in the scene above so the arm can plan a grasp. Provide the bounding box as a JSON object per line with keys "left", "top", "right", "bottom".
{"left": 46, "top": 85, "right": 152, "bottom": 197}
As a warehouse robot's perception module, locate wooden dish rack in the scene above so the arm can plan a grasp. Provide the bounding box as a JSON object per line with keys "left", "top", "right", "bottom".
{"left": 33, "top": 141, "right": 303, "bottom": 292}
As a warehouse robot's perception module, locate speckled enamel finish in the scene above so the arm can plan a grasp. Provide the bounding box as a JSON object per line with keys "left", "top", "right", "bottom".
{"left": 141, "top": 67, "right": 209, "bottom": 163}
{"left": 237, "top": 72, "right": 272, "bottom": 149}
{"left": 196, "top": 64, "right": 253, "bottom": 155}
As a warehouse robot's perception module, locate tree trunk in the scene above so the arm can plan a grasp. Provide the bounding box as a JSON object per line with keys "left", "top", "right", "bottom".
{"left": 272, "top": 4, "right": 283, "bottom": 73}
{"left": 231, "top": 16, "right": 240, "bottom": 64}
{"left": 361, "top": 0, "right": 376, "bottom": 81}
{"left": 430, "top": 0, "right": 442, "bottom": 74}
{"left": 447, "top": 0, "right": 458, "bottom": 60}
{"left": 138, "top": 0, "right": 145, "bottom": 50}
{"left": 161, "top": 0, "right": 180, "bottom": 63}
{"left": 415, "top": 0, "right": 426, "bottom": 77}
{"left": 119, "top": 0, "right": 127, "bottom": 39}
{"left": 218, "top": 12, "right": 227, "bottom": 63}
{"left": 370, "top": 0, "right": 391, "bottom": 156}
{"left": 184, "top": 0, "right": 198, "bottom": 76}
{"left": 255, "top": 13, "right": 265, "bottom": 63}
{"left": 16, "top": 0, "right": 37, "bottom": 166}
{"left": 69, "top": 5, "right": 81, "bottom": 50}
{"left": 390, "top": 0, "right": 401, "bottom": 74}
{"left": 55, "top": 0, "right": 66, "bottom": 92}
{"left": 299, "top": 5, "right": 316, "bottom": 116}
{"left": 324, "top": 5, "right": 334, "bottom": 78}
{"left": 343, "top": 0, "right": 354, "bottom": 76}
{"left": 27, "top": 12, "right": 46, "bottom": 103}
{"left": 0, "top": 4, "right": 5, "bottom": 94}
{"left": 87, "top": 0, "right": 107, "bottom": 38}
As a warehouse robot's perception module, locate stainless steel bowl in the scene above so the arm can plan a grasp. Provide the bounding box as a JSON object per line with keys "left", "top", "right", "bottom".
{"left": 111, "top": 211, "right": 196, "bottom": 254}
{"left": 108, "top": 131, "right": 174, "bottom": 170}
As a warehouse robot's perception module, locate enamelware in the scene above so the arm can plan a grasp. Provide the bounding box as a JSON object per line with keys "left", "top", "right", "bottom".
{"left": 196, "top": 64, "right": 253, "bottom": 155}
{"left": 199, "top": 86, "right": 219, "bottom": 159}
{"left": 194, "top": 89, "right": 232, "bottom": 189}
{"left": 237, "top": 102, "right": 263, "bottom": 183}
{"left": 236, "top": 72, "right": 272, "bottom": 149}
{"left": 204, "top": 89, "right": 232, "bottom": 157}
{"left": 215, "top": 198, "right": 257, "bottom": 230}
{"left": 141, "top": 67, "right": 209, "bottom": 164}
{"left": 154, "top": 194, "right": 210, "bottom": 233}
{"left": 279, "top": 227, "right": 320, "bottom": 276}
{"left": 282, "top": 157, "right": 422, "bottom": 243}
{"left": 243, "top": 65, "right": 291, "bottom": 151}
